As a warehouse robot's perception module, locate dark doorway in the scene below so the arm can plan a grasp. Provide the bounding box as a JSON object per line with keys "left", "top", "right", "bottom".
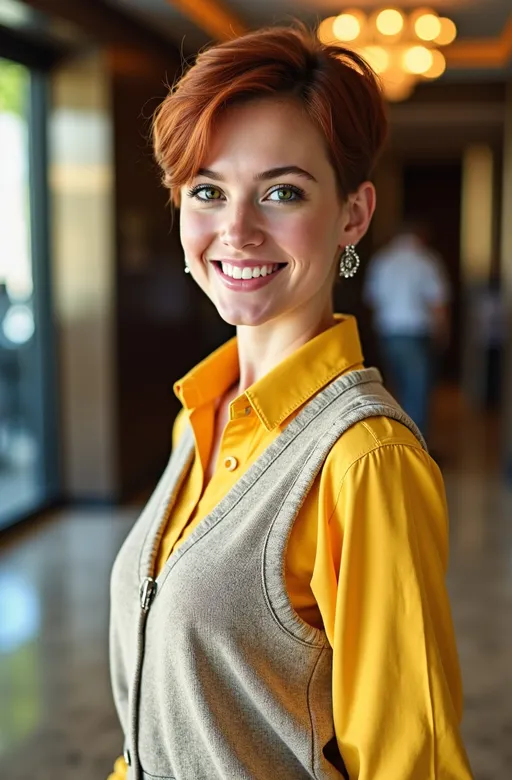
{"left": 402, "top": 161, "right": 463, "bottom": 381}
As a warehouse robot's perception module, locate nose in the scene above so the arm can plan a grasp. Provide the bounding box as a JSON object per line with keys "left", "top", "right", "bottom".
{"left": 220, "top": 202, "right": 264, "bottom": 251}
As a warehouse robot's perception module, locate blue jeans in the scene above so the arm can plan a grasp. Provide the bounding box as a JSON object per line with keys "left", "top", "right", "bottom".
{"left": 380, "top": 335, "right": 433, "bottom": 435}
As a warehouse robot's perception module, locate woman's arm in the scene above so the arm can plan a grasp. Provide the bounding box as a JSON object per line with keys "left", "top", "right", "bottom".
{"left": 325, "top": 443, "right": 473, "bottom": 779}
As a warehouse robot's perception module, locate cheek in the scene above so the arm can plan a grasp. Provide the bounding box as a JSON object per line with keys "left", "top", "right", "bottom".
{"left": 270, "top": 207, "right": 340, "bottom": 258}
{"left": 180, "top": 210, "right": 215, "bottom": 258}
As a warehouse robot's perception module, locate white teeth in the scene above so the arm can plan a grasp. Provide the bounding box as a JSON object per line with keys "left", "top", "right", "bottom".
{"left": 219, "top": 262, "right": 283, "bottom": 279}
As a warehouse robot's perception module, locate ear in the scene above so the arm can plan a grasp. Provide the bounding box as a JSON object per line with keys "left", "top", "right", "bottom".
{"left": 339, "top": 181, "right": 376, "bottom": 247}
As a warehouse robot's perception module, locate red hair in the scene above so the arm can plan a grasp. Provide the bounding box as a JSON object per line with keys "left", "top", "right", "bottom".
{"left": 153, "top": 25, "right": 388, "bottom": 206}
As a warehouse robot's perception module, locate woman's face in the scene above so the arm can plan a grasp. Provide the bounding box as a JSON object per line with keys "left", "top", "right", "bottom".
{"left": 179, "top": 97, "right": 374, "bottom": 328}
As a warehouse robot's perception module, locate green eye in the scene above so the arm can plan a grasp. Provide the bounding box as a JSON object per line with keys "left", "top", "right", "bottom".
{"left": 270, "top": 188, "right": 293, "bottom": 201}
{"left": 187, "top": 185, "right": 223, "bottom": 201}
{"left": 267, "top": 186, "right": 304, "bottom": 203}
{"left": 200, "top": 187, "right": 222, "bottom": 200}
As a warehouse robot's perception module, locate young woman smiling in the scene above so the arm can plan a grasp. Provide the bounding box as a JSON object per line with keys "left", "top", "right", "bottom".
{"left": 108, "top": 25, "right": 472, "bottom": 780}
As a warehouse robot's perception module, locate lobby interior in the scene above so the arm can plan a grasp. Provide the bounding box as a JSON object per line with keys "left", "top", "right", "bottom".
{"left": 1, "top": 1, "right": 512, "bottom": 778}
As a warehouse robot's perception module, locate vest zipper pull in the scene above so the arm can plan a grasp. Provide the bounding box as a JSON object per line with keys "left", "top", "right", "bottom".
{"left": 140, "top": 576, "right": 157, "bottom": 611}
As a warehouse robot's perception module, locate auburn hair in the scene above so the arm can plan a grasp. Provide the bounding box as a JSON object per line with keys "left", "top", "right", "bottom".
{"left": 153, "top": 24, "right": 388, "bottom": 206}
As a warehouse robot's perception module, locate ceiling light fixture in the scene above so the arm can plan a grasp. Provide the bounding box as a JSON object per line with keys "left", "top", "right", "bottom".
{"left": 376, "top": 9, "right": 404, "bottom": 37}
{"left": 317, "top": 7, "right": 457, "bottom": 101}
{"left": 435, "top": 17, "right": 457, "bottom": 46}
{"left": 332, "top": 13, "right": 362, "bottom": 42}
{"left": 415, "top": 13, "right": 442, "bottom": 41}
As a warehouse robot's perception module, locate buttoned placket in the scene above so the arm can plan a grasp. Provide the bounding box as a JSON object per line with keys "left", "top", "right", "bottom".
{"left": 214, "top": 402, "right": 256, "bottom": 485}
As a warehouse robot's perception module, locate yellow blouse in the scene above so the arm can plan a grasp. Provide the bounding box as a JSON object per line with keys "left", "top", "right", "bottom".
{"left": 109, "top": 315, "right": 471, "bottom": 779}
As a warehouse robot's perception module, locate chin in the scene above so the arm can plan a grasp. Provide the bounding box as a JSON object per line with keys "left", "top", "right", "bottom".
{"left": 215, "top": 300, "right": 277, "bottom": 328}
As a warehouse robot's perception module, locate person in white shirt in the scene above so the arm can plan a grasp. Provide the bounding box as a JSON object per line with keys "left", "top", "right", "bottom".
{"left": 364, "top": 224, "right": 450, "bottom": 436}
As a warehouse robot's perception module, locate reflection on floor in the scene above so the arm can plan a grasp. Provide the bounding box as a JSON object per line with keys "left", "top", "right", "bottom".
{"left": 0, "top": 389, "right": 510, "bottom": 780}
{"left": 0, "top": 508, "right": 136, "bottom": 780}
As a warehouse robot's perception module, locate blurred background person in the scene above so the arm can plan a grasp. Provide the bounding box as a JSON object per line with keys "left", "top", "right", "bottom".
{"left": 364, "top": 223, "right": 450, "bottom": 439}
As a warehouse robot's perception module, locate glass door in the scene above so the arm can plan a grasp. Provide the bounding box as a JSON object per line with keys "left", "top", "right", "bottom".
{"left": 0, "top": 57, "right": 56, "bottom": 526}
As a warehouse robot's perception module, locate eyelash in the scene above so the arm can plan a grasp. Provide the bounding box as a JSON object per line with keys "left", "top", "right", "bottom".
{"left": 186, "top": 183, "right": 307, "bottom": 203}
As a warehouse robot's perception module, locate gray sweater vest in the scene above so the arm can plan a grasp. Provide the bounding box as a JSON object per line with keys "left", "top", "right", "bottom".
{"left": 110, "top": 368, "right": 425, "bottom": 780}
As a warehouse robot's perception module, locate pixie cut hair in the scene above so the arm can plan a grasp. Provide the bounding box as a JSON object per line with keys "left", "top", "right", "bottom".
{"left": 153, "top": 25, "right": 388, "bottom": 206}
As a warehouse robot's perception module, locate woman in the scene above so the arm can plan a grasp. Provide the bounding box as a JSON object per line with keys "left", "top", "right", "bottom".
{"left": 108, "top": 25, "right": 472, "bottom": 780}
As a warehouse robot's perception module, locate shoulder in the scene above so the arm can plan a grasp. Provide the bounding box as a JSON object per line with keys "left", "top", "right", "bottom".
{"left": 319, "top": 416, "right": 447, "bottom": 540}
{"left": 321, "top": 414, "right": 435, "bottom": 488}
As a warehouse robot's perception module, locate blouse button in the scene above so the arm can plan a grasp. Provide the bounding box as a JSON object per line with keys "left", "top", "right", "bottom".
{"left": 224, "top": 455, "right": 238, "bottom": 471}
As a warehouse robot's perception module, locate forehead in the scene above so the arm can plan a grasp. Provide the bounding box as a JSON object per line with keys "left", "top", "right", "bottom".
{"left": 201, "top": 97, "right": 332, "bottom": 175}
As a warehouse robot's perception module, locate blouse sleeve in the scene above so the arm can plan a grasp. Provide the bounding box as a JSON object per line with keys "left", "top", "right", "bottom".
{"left": 326, "top": 443, "right": 473, "bottom": 779}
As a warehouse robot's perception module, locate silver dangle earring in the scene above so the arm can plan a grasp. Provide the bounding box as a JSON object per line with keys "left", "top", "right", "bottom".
{"left": 339, "top": 244, "right": 360, "bottom": 278}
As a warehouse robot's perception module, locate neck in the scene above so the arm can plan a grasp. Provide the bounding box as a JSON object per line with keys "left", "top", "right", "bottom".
{"left": 234, "top": 303, "right": 336, "bottom": 394}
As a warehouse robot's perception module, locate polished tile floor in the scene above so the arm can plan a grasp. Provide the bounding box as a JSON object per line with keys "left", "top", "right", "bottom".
{"left": 0, "top": 396, "right": 511, "bottom": 780}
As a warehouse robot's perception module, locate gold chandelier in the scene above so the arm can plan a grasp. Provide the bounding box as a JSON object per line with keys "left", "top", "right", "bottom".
{"left": 317, "top": 7, "right": 457, "bottom": 101}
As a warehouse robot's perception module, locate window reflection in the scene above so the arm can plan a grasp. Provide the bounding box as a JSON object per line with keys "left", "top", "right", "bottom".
{"left": 0, "top": 58, "right": 42, "bottom": 525}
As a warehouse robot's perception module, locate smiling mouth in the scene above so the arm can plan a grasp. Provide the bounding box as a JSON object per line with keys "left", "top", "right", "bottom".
{"left": 212, "top": 261, "right": 286, "bottom": 280}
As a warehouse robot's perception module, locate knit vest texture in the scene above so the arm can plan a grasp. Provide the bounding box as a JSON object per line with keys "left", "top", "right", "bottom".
{"left": 110, "top": 368, "right": 426, "bottom": 780}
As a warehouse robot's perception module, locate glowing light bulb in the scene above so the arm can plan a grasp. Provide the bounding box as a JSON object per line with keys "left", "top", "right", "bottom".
{"left": 403, "top": 46, "right": 434, "bottom": 75}
{"left": 415, "top": 13, "right": 442, "bottom": 41}
{"left": 424, "top": 49, "right": 446, "bottom": 78}
{"left": 435, "top": 18, "right": 457, "bottom": 46}
{"left": 376, "top": 8, "right": 404, "bottom": 36}
{"left": 317, "top": 17, "right": 337, "bottom": 45}
{"left": 333, "top": 13, "right": 362, "bottom": 42}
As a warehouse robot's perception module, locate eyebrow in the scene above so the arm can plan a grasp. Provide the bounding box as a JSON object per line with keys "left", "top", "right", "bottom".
{"left": 196, "top": 166, "right": 318, "bottom": 183}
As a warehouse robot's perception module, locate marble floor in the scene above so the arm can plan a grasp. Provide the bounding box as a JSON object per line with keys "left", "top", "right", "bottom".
{"left": 0, "top": 393, "right": 511, "bottom": 780}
